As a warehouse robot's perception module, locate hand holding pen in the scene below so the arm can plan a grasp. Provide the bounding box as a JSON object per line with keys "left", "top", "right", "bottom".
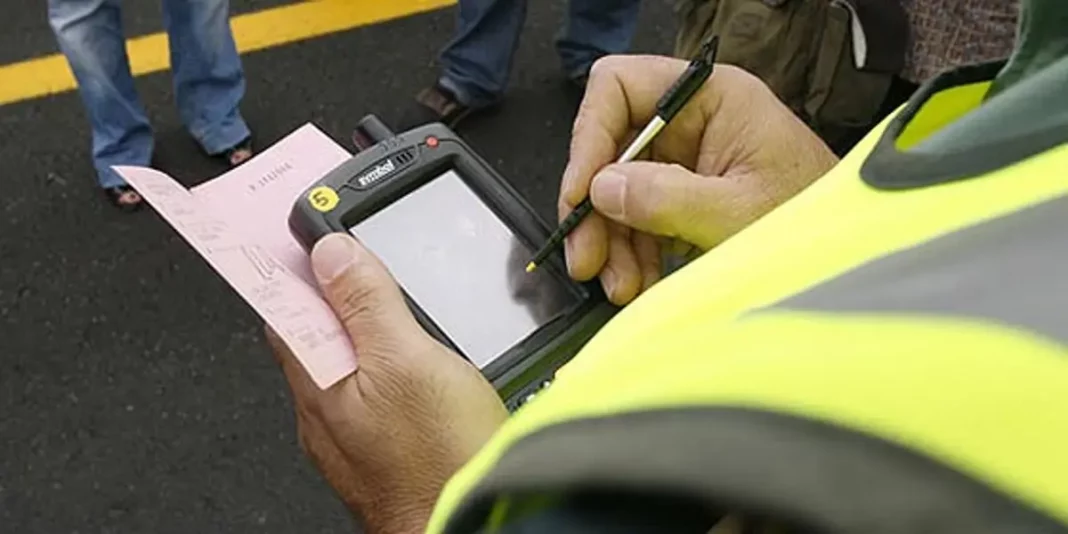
{"left": 527, "top": 35, "right": 720, "bottom": 273}
{"left": 537, "top": 37, "right": 839, "bottom": 305}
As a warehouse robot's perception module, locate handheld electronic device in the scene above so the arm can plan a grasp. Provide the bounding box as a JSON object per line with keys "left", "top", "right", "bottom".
{"left": 289, "top": 115, "right": 618, "bottom": 410}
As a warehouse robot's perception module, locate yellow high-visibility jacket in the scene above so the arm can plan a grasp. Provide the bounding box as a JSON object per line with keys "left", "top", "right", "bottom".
{"left": 427, "top": 55, "right": 1068, "bottom": 534}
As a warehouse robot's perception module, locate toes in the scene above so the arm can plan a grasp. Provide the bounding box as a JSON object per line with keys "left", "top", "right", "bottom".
{"left": 229, "top": 148, "right": 253, "bottom": 166}
{"left": 119, "top": 191, "right": 142, "bottom": 205}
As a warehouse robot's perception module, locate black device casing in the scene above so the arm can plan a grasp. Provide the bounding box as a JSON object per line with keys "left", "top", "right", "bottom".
{"left": 288, "top": 119, "right": 617, "bottom": 410}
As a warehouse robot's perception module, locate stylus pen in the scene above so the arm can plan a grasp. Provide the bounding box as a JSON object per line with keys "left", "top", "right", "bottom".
{"left": 526, "top": 34, "right": 720, "bottom": 273}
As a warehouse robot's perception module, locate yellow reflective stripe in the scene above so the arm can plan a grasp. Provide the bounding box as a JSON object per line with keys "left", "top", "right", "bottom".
{"left": 894, "top": 81, "right": 991, "bottom": 150}
{"left": 428, "top": 83, "right": 1068, "bottom": 532}
{"left": 430, "top": 311, "right": 1068, "bottom": 531}
{"left": 552, "top": 115, "right": 1068, "bottom": 388}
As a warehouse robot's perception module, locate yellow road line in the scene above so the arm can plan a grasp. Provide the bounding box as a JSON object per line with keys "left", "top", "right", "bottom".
{"left": 0, "top": 0, "right": 455, "bottom": 107}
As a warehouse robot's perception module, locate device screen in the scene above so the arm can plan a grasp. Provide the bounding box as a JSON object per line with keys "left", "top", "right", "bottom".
{"left": 349, "top": 169, "right": 581, "bottom": 369}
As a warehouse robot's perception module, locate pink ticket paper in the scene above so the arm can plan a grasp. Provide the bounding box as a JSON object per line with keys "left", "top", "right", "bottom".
{"left": 115, "top": 123, "right": 358, "bottom": 389}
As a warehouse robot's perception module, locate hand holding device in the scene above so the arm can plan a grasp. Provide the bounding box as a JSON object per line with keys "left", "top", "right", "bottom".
{"left": 559, "top": 54, "right": 840, "bottom": 305}
{"left": 290, "top": 115, "right": 617, "bottom": 410}
{"left": 268, "top": 233, "right": 507, "bottom": 534}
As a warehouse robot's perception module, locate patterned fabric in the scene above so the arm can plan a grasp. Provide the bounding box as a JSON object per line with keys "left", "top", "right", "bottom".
{"left": 899, "top": 0, "right": 1020, "bottom": 83}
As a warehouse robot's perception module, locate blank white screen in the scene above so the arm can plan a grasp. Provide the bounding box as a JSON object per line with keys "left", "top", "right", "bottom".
{"left": 350, "top": 170, "right": 577, "bottom": 368}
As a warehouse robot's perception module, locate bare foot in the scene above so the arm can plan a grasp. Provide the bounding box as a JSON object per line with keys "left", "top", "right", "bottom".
{"left": 105, "top": 185, "right": 143, "bottom": 211}
{"left": 225, "top": 137, "right": 254, "bottom": 167}
{"left": 229, "top": 146, "right": 252, "bottom": 166}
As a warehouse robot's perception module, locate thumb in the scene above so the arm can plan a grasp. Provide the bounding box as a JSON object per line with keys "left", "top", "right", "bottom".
{"left": 311, "top": 233, "right": 425, "bottom": 355}
{"left": 588, "top": 161, "right": 744, "bottom": 249}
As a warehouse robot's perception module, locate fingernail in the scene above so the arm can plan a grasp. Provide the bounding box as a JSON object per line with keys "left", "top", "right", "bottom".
{"left": 600, "top": 266, "right": 617, "bottom": 298}
{"left": 590, "top": 170, "right": 625, "bottom": 219}
{"left": 312, "top": 233, "right": 357, "bottom": 284}
{"left": 564, "top": 238, "right": 575, "bottom": 275}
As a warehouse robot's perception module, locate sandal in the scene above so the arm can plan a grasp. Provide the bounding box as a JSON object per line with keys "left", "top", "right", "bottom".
{"left": 221, "top": 136, "right": 253, "bottom": 167}
{"left": 104, "top": 185, "right": 143, "bottom": 212}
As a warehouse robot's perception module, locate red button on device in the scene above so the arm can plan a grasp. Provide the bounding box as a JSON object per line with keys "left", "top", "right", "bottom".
{"left": 425, "top": 136, "right": 439, "bottom": 148}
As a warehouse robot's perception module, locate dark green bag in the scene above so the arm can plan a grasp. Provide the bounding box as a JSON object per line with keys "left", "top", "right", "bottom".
{"left": 674, "top": 0, "right": 910, "bottom": 152}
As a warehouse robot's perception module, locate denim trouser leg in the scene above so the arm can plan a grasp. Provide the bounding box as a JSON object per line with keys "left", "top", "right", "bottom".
{"left": 161, "top": 0, "right": 250, "bottom": 155}
{"left": 437, "top": 0, "right": 527, "bottom": 109}
{"left": 48, "top": 0, "right": 152, "bottom": 189}
{"left": 437, "top": 0, "right": 641, "bottom": 108}
{"left": 556, "top": 0, "right": 642, "bottom": 79}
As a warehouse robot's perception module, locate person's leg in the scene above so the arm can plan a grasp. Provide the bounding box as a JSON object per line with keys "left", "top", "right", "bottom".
{"left": 397, "top": 0, "right": 527, "bottom": 129}
{"left": 47, "top": 0, "right": 149, "bottom": 207}
{"left": 438, "top": 0, "right": 528, "bottom": 108}
{"left": 556, "top": 0, "right": 642, "bottom": 83}
{"left": 161, "top": 0, "right": 252, "bottom": 165}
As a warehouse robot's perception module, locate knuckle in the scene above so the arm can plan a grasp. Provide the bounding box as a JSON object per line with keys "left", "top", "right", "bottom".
{"left": 638, "top": 181, "right": 668, "bottom": 222}
{"left": 570, "top": 100, "right": 597, "bottom": 140}
{"left": 331, "top": 264, "right": 384, "bottom": 324}
{"left": 588, "top": 55, "right": 624, "bottom": 80}
{"left": 721, "top": 65, "right": 774, "bottom": 100}
{"left": 717, "top": 63, "right": 758, "bottom": 86}
{"left": 572, "top": 57, "right": 626, "bottom": 137}
{"left": 569, "top": 116, "right": 585, "bottom": 148}
{"left": 337, "top": 287, "right": 380, "bottom": 328}
{"left": 636, "top": 164, "right": 686, "bottom": 230}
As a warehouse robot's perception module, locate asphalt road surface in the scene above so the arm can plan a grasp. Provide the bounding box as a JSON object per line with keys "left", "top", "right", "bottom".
{"left": 0, "top": 1, "right": 676, "bottom": 532}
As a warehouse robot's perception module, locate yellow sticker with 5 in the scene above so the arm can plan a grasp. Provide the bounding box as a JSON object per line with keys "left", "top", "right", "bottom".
{"left": 307, "top": 186, "right": 339, "bottom": 213}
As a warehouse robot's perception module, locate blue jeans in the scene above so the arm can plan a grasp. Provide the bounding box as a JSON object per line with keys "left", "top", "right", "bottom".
{"left": 48, "top": 0, "right": 250, "bottom": 189}
{"left": 438, "top": 0, "right": 642, "bottom": 109}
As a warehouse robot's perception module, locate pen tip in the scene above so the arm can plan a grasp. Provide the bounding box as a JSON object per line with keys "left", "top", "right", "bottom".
{"left": 525, "top": 262, "right": 536, "bottom": 273}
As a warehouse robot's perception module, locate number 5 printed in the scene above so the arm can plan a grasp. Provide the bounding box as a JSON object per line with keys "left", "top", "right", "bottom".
{"left": 307, "top": 186, "right": 339, "bottom": 213}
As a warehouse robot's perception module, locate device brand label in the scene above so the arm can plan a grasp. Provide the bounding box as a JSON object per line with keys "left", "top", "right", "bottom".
{"left": 356, "top": 158, "right": 396, "bottom": 188}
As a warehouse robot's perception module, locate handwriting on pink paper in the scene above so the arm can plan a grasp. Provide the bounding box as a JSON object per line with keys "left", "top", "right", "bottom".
{"left": 193, "top": 124, "right": 351, "bottom": 287}
{"left": 114, "top": 124, "right": 357, "bottom": 389}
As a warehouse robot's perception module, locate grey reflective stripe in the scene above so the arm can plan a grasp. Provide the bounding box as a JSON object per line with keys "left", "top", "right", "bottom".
{"left": 443, "top": 408, "right": 1066, "bottom": 534}
{"left": 773, "top": 193, "right": 1068, "bottom": 343}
